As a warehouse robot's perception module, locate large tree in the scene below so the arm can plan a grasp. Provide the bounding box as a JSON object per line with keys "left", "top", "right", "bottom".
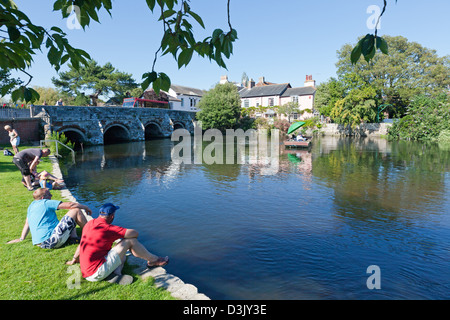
{"left": 336, "top": 35, "right": 450, "bottom": 118}
{"left": 196, "top": 82, "right": 241, "bottom": 132}
{"left": 52, "top": 60, "right": 138, "bottom": 106}
{"left": 314, "top": 78, "right": 346, "bottom": 118}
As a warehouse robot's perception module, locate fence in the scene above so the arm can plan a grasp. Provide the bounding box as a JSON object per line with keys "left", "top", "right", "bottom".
{"left": 40, "top": 139, "right": 76, "bottom": 163}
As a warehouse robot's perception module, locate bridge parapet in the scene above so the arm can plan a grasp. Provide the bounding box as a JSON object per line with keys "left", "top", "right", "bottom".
{"left": 30, "top": 105, "right": 196, "bottom": 145}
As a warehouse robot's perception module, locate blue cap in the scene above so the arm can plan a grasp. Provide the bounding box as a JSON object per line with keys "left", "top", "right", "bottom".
{"left": 99, "top": 203, "right": 120, "bottom": 216}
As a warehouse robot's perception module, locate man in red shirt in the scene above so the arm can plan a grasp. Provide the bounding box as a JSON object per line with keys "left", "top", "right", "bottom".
{"left": 67, "top": 203, "right": 168, "bottom": 284}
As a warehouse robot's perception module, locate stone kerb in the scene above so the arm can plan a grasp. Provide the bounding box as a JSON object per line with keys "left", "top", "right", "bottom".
{"left": 49, "top": 155, "right": 209, "bottom": 300}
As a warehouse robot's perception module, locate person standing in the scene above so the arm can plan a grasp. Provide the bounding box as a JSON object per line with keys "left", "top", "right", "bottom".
{"left": 4, "top": 125, "right": 20, "bottom": 154}
{"left": 12, "top": 148, "right": 51, "bottom": 191}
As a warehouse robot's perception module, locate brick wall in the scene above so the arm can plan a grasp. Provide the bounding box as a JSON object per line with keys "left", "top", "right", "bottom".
{"left": 0, "top": 119, "right": 41, "bottom": 145}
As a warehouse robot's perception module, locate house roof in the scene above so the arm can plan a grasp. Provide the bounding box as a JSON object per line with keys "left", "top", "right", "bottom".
{"left": 282, "top": 86, "right": 316, "bottom": 97}
{"left": 239, "top": 83, "right": 291, "bottom": 98}
{"left": 170, "top": 84, "right": 204, "bottom": 97}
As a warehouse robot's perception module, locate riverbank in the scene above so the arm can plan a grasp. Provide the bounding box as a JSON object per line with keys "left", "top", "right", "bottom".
{"left": 0, "top": 145, "right": 208, "bottom": 300}
{"left": 49, "top": 155, "right": 210, "bottom": 300}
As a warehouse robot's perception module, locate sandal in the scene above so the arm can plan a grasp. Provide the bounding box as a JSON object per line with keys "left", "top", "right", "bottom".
{"left": 147, "top": 256, "right": 169, "bottom": 268}
{"left": 68, "top": 236, "right": 81, "bottom": 245}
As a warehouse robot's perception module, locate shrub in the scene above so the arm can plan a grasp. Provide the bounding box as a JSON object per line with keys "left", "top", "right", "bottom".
{"left": 388, "top": 94, "right": 450, "bottom": 141}
{"left": 47, "top": 131, "right": 75, "bottom": 156}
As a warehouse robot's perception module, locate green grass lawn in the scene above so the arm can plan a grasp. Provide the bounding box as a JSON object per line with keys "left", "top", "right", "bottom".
{"left": 0, "top": 145, "right": 174, "bottom": 300}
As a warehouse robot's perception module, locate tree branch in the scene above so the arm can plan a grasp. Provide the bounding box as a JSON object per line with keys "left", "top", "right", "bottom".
{"left": 375, "top": 0, "right": 387, "bottom": 38}
{"left": 227, "top": 0, "right": 232, "bottom": 31}
{"left": 19, "top": 68, "right": 33, "bottom": 87}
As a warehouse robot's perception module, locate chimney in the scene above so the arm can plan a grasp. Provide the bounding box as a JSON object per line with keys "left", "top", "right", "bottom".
{"left": 248, "top": 78, "right": 255, "bottom": 89}
{"left": 304, "top": 75, "right": 316, "bottom": 88}
{"left": 220, "top": 75, "right": 228, "bottom": 84}
{"left": 258, "top": 76, "right": 265, "bottom": 84}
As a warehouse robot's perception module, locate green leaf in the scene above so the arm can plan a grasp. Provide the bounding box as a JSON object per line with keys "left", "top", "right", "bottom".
{"left": 361, "top": 34, "right": 374, "bottom": 55}
{"left": 146, "top": 0, "right": 156, "bottom": 11}
{"left": 47, "top": 46, "right": 61, "bottom": 67}
{"left": 160, "top": 9, "right": 176, "bottom": 20}
{"left": 11, "top": 87, "right": 24, "bottom": 103}
{"left": 350, "top": 42, "right": 362, "bottom": 64}
{"left": 53, "top": 0, "right": 64, "bottom": 11}
{"left": 141, "top": 71, "right": 157, "bottom": 90}
{"left": 189, "top": 11, "right": 205, "bottom": 29}
{"left": 365, "top": 45, "right": 376, "bottom": 62}
{"left": 28, "top": 87, "right": 40, "bottom": 102}
{"left": 23, "top": 87, "right": 32, "bottom": 102}
{"left": 376, "top": 36, "right": 389, "bottom": 55}
{"left": 50, "top": 26, "right": 64, "bottom": 34}
{"left": 212, "top": 29, "right": 223, "bottom": 42}
{"left": 0, "top": 82, "right": 17, "bottom": 96}
{"left": 152, "top": 77, "right": 161, "bottom": 94}
{"left": 229, "top": 29, "right": 238, "bottom": 41}
{"left": 177, "top": 48, "right": 193, "bottom": 68}
{"left": 165, "top": 0, "right": 174, "bottom": 10}
{"left": 7, "top": 26, "right": 20, "bottom": 41}
{"left": 158, "top": 72, "right": 171, "bottom": 92}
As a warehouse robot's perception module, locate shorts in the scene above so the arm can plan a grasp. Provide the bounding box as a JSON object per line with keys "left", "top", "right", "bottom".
{"left": 12, "top": 157, "right": 31, "bottom": 176}
{"left": 39, "top": 180, "right": 53, "bottom": 190}
{"left": 11, "top": 137, "right": 20, "bottom": 146}
{"left": 85, "top": 249, "right": 122, "bottom": 282}
{"left": 37, "top": 215, "right": 76, "bottom": 249}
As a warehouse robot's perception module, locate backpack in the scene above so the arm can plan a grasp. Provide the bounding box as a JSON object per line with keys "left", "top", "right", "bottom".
{"left": 3, "top": 149, "right": 13, "bottom": 156}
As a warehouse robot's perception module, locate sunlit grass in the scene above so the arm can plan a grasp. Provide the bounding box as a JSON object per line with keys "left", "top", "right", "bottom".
{"left": 0, "top": 145, "right": 174, "bottom": 300}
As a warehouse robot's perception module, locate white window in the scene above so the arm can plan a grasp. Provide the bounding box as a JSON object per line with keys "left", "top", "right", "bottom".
{"left": 268, "top": 98, "right": 274, "bottom": 106}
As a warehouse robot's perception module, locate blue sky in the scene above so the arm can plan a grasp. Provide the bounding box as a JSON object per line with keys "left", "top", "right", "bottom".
{"left": 11, "top": 0, "right": 450, "bottom": 92}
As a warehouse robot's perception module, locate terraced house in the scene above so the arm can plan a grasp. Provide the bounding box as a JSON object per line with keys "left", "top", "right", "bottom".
{"left": 238, "top": 75, "right": 317, "bottom": 121}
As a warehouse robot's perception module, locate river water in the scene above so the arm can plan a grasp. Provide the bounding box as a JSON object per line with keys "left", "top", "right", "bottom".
{"left": 60, "top": 135, "right": 450, "bottom": 299}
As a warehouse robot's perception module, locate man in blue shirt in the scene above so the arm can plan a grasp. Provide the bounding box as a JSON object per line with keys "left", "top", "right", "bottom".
{"left": 8, "top": 188, "right": 92, "bottom": 249}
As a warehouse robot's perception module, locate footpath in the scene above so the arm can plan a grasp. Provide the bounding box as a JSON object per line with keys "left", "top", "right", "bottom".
{"left": 49, "top": 155, "right": 210, "bottom": 300}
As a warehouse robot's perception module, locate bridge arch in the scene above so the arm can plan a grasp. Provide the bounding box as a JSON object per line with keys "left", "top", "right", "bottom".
{"left": 59, "top": 128, "right": 86, "bottom": 149}
{"left": 172, "top": 121, "right": 185, "bottom": 131}
{"left": 103, "top": 124, "right": 131, "bottom": 144}
{"left": 144, "top": 121, "right": 164, "bottom": 140}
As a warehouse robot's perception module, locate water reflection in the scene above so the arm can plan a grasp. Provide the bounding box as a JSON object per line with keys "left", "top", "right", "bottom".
{"left": 61, "top": 136, "right": 450, "bottom": 299}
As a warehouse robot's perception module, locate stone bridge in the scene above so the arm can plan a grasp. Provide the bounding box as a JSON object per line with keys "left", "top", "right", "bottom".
{"left": 30, "top": 105, "right": 196, "bottom": 145}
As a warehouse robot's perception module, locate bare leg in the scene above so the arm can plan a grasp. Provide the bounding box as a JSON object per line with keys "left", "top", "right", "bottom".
{"left": 112, "top": 238, "right": 159, "bottom": 263}
{"left": 111, "top": 238, "right": 168, "bottom": 270}
{"left": 23, "top": 175, "right": 33, "bottom": 189}
{"left": 65, "top": 208, "right": 88, "bottom": 229}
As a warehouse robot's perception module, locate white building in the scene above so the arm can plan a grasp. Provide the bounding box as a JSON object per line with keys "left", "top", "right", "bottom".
{"left": 235, "top": 75, "right": 316, "bottom": 121}
{"left": 167, "top": 85, "right": 204, "bottom": 112}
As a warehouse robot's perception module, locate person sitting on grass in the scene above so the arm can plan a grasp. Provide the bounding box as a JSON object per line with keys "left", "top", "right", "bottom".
{"left": 39, "top": 170, "right": 64, "bottom": 190}
{"left": 66, "top": 203, "right": 169, "bottom": 285}
{"left": 7, "top": 188, "right": 92, "bottom": 248}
